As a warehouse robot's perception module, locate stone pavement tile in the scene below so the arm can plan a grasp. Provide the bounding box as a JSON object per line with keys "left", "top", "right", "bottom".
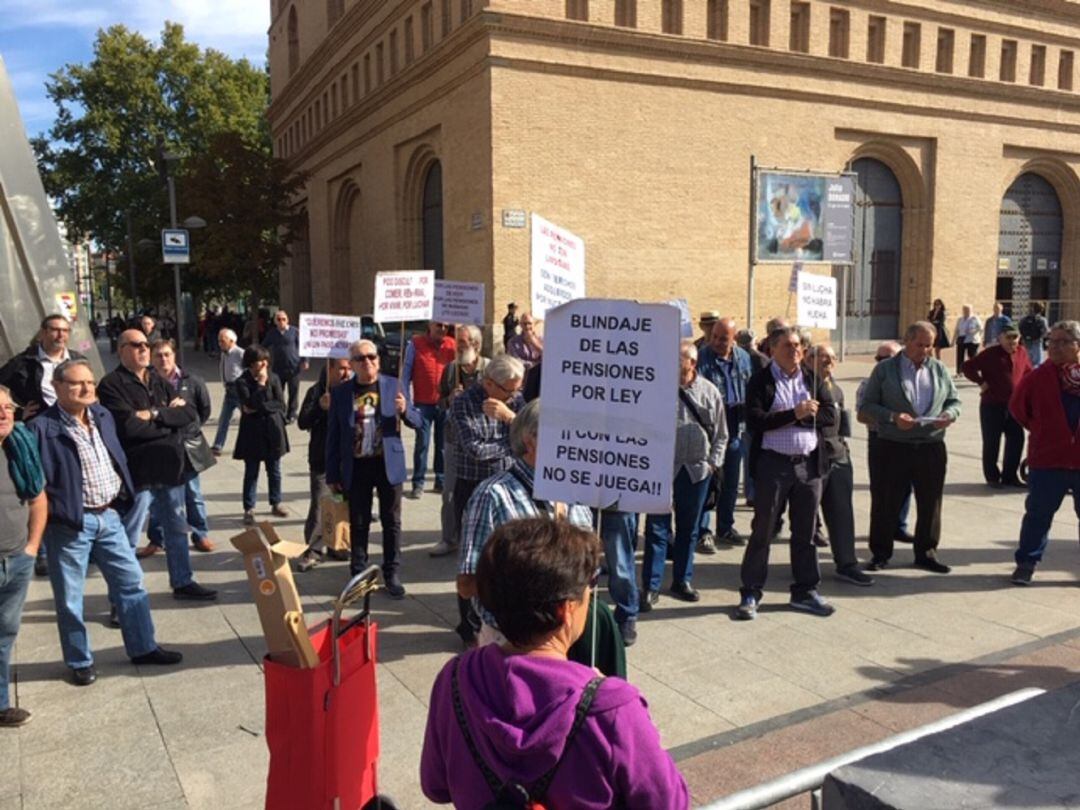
{"left": 0, "top": 731, "right": 20, "bottom": 801}
{"left": 849, "top": 683, "right": 973, "bottom": 731}
{"left": 625, "top": 667, "right": 735, "bottom": 750}
{"left": 377, "top": 662, "right": 435, "bottom": 809}
{"left": 862, "top": 600, "right": 1039, "bottom": 660}
{"left": 0, "top": 797, "right": 20, "bottom": 810}
{"left": 691, "top": 672, "right": 825, "bottom": 730}
{"left": 170, "top": 736, "right": 266, "bottom": 810}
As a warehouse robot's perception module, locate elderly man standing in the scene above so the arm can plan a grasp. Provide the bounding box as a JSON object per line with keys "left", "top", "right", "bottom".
{"left": 325, "top": 340, "right": 420, "bottom": 597}
{"left": 736, "top": 327, "right": 837, "bottom": 620}
{"left": 1009, "top": 321, "right": 1080, "bottom": 585}
{"left": 643, "top": 340, "right": 727, "bottom": 610}
{"left": 211, "top": 327, "right": 245, "bottom": 456}
{"left": 98, "top": 330, "right": 217, "bottom": 601}
{"left": 262, "top": 310, "right": 306, "bottom": 423}
{"left": 696, "top": 317, "right": 752, "bottom": 551}
{"left": 506, "top": 313, "right": 543, "bottom": 369}
{"left": 0, "top": 385, "right": 45, "bottom": 724}
{"left": 448, "top": 353, "right": 524, "bottom": 643}
{"left": 963, "top": 324, "right": 1032, "bottom": 488}
{"left": 30, "top": 359, "right": 182, "bottom": 686}
{"left": 859, "top": 321, "right": 961, "bottom": 574}
{"left": 402, "top": 320, "right": 456, "bottom": 500}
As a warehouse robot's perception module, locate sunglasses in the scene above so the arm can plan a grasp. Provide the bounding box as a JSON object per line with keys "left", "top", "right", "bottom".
{"left": 123, "top": 341, "right": 149, "bottom": 350}
{"left": 351, "top": 353, "right": 379, "bottom": 362}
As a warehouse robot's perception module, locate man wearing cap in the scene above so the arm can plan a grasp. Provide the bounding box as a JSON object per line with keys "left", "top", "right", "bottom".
{"left": 695, "top": 311, "right": 720, "bottom": 350}
{"left": 963, "top": 323, "right": 1032, "bottom": 488}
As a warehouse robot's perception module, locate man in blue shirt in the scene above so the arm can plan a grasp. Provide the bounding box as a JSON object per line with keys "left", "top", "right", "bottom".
{"left": 696, "top": 318, "right": 753, "bottom": 550}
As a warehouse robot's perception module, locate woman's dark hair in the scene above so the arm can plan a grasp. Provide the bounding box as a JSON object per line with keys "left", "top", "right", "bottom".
{"left": 242, "top": 345, "right": 270, "bottom": 369}
{"left": 476, "top": 517, "right": 601, "bottom": 648}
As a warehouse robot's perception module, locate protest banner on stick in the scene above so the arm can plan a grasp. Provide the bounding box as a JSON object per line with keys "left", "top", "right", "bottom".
{"left": 796, "top": 270, "right": 838, "bottom": 330}
{"left": 433, "top": 280, "right": 485, "bottom": 325}
{"left": 298, "top": 313, "right": 364, "bottom": 359}
{"left": 530, "top": 214, "right": 585, "bottom": 320}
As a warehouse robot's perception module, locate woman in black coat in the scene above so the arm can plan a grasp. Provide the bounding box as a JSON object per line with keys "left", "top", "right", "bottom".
{"left": 234, "top": 345, "right": 290, "bottom": 524}
{"left": 927, "top": 298, "right": 950, "bottom": 359}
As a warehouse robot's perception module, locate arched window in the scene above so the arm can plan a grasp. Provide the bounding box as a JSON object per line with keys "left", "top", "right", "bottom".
{"left": 287, "top": 7, "right": 299, "bottom": 76}
{"left": 662, "top": 0, "right": 683, "bottom": 34}
{"left": 421, "top": 162, "right": 444, "bottom": 279}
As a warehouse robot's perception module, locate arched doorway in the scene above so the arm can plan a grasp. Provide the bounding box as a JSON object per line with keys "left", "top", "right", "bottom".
{"left": 847, "top": 158, "right": 903, "bottom": 341}
{"left": 421, "top": 162, "right": 444, "bottom": 278}
{"left": 996, "top": 173, "right": 1063, "bottom": 321}
{"left": 331, "top": 183, "right": 359, "bottom": 314}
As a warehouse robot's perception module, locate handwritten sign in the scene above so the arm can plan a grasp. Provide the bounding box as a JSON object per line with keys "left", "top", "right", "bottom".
{"left": 531, "top": 214, "right": 585, "bottom": 320}
{"left": 433, "top": 280, "right": 485, "bottom": 325}
{"left": 373, "top": 270, "right": 435, "bottom": 323}
{"left": 535, "top": 298, "right": 679, "bottom": 513}
{"left": 796, "top": 271, "right": 837, "bottom": 330}
{"left": 299, "top": 313, "right": 363, "bottom": 359}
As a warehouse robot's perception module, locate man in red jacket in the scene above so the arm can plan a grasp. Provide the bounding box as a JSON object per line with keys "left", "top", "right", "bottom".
{"left": 1009, "top": 320, "right": 1080, "bottom": 585}
{"left": 962, "top": 323, "right": 1032, "bottom": 488}
{"left": 402, "top": 321, "right": 456, "bottom": 499}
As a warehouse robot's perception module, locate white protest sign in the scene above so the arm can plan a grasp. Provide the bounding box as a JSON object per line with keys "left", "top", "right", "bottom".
{"left": 663, "top": 298, "right": 694, "bottom": 338}
{"left": 535, "top": 298, "right": 679, "bottom": 513}
{"left": 298, "top": 313, "right": 363, "bottom": 359}
{"left": 433, "top": 280, "right": 485, "bottom": 325}
{"left": 796, "top": 271, "right": 838, "bottom": 330}
{"left": 530, "top": 214, "right": 585, "bottom": 320}
{"left": 373, "top": 270, "right": 435, "bottom": 323}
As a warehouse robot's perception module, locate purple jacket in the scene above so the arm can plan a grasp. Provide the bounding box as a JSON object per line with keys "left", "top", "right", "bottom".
{"left": 420, "top": 645, "right": 689, "bottom": 809}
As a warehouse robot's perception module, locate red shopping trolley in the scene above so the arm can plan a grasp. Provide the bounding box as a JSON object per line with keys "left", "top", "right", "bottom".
{"left": 263, "top": 566, "right": 396, "bottom": 810}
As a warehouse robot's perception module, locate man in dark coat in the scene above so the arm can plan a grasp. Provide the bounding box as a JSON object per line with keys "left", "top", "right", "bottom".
{"left": 262, "top": 310, "right": 306, "bottom": 423}
{"left": 97, "top": 330, "right": 216, "bottom": 601}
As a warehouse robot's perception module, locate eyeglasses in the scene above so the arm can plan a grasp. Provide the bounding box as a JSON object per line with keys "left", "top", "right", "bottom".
{"left": 351, "top": 353, "right": 379, "bottom": 362}
{"left": 489, "top": 378, "right": 521, "bottom": 397}
{"left": 123, "top": 341, "right": 149, "bottom": 350}
{"left": 1048, "top": 338, "right": 1078, "bottom": 346}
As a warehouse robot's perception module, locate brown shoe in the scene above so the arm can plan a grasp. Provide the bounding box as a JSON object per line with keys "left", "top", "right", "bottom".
{"left": 135, "top": 544, "right": 162, "bottom": 559}
{"left": 191, "top": 537, "right": 215, "bottom": 553}
{"left": 0, "top": 707, "right": 31, "bottom": 727}
{"left": 271, "top": 504, "right": 288, "bottom": 518}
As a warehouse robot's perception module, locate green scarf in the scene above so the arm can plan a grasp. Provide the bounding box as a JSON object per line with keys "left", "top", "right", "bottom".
{"left": 3, "top": 422, "right": 44, "bottom": 500}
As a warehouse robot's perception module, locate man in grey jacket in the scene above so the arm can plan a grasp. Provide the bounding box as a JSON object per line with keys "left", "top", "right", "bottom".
{"left": 858, "top": 321, "right": 961, "bottom": 574}
{"left": 642, "top": 340, "right": 728, "bottom": 604}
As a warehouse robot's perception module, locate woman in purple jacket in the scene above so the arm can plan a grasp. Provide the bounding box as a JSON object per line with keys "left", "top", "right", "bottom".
{"left": 421, "top": 517, "right": 688, "bottom": 809}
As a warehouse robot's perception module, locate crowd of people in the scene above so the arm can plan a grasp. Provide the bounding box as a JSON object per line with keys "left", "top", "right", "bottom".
{"left": 1, "top": 298, "right": 1078, "bottom": 809}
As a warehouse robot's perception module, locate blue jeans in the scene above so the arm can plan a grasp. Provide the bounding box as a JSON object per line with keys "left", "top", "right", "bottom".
{"left": 212, "top": 387, "right": 241, "bottom": 451}
{"left": 148, "top": 473, "right": 209, "bottom": 544}
{"left": 0, "top": 551, "right": 34, "bottom": 709}
{"left": 243, "top": 458, "right": 283, "bottom": 511}
{"left": 124, "top": 488, "right": 195, "bottom": 589}
{"left": 1015, "top": 468, "right": 1080, "bottom": 566}
{"left": 597, "top": 510, "right": 639, "bottom": 624}
{"left": 411, "top": 403, "right": 445, "bottom": 489}
{"left": 1025, "top": 338, "right": 1045, "bottom": 367}
{"left": 44, "top": 510, "right": 157, "bottom": 668}
{"left": 699, "top": 434, "right": 743, "bottom": 536}
{"left": 644, "top": 468, "right": 711, "bottom": 590}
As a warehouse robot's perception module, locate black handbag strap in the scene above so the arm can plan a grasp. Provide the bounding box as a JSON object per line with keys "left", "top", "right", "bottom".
{"left": 451, "top": 656, "right": 604, "bottom": 802}
{"left": 678, "top": 386, "right": 711, "bottom": 435}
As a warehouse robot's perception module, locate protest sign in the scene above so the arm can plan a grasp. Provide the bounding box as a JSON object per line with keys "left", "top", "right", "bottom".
{"left": 796, "top": 271, "right": 838, "bottom": 330}
{"left": 535, "top": 298, "right": 679, "bottom": 513}
{"left": 663, "top": 298, "right": 694, "bottom": 338}
{"left": 433, "top": 280, "right": 485, "bottom": 325}
{"left": 530, "top": 214, "right": 585, "bottom": 320}
{"left": 298, "top": 313, "right": 363, "bottom": 359}
{"left": 373, "top": 270, "right": 435, "bottom": 323}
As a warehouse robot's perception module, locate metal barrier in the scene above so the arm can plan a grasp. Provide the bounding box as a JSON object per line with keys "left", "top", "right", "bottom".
{"left": 697, "top": 687, "right": 1045, "bottom": 810}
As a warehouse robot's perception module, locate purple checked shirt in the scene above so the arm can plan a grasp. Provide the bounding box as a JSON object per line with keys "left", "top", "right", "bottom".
{"left": 761, "top": 362, "right": 818, "bottom": 456}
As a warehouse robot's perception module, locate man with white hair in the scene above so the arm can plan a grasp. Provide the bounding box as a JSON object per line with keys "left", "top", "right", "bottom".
{"left": 211, "top": 328, "right": 244, "bottom": 456}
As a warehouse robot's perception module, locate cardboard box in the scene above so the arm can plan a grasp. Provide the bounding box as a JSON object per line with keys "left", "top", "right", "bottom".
{"left": 231, "top": 522, "right": 316, "bottom": 668}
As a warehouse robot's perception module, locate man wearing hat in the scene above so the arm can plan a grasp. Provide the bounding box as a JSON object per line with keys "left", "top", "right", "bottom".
{"left": 696, "top": 311, "right": 720, "bottom": 350}
{"left": 962, "top": 322, "right": 1032, "bottom": 488}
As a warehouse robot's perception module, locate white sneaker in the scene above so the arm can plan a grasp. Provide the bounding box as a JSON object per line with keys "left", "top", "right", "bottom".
{"left": 429, "top": 540, "right": 458, "bottom": 558}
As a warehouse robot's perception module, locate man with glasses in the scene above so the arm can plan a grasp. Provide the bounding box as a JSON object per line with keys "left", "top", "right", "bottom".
{"left": 262, "top": 310, "right": 306, "bottom": 423}
{"left": 1009, "top": 321, "right": 1080, "bottom": 585}
{"left": 448, "top": 353, "right": 524, "bottom": 644}
{"left": 97, "top": 330, "right": 217, "bottom": 602}
{"left": 963, "top": 324, "right": 1032, "bottom": 488}
{"left": 325, "top": 340, "right": 420, "bottom": 598}
{"left": 29, "top": 359, "right": 182, "bottom": 687}
{"left": 401, "top": 320, "right": 456, "bottom": 500}
{"left": 506, "top": 312, "right": 543, "bottom": 370}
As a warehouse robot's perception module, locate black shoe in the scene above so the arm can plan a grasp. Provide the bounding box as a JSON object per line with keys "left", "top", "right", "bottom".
{"left": 405, "top": 487, "right": 423, "bottom": 500}
{"left": 108, "top": 605, "right": 121, "bottom": 628}
{"left": 639, "top": 590, "right": 659, "bottom": 613}
{"left": 619, "top": 619, "right": 638, "bottom": 647}
{"left": 432, "top": 481, "right": 444, "bottom": 494}
{"left": 1011, "top": 564, "right": 1034, "bottom": 586}
{"left": 325, "top": 548, "right": 350, "bottom": 561}
{"left": 696, "top": 531, "right": 717, "bottom": 555}
{"left": 71, "top": 666, "right": 96, "bottom": 687}
{"left": 669, "top": 581, "right": 700, "bottom": 602}
{"left": 987, "top": 481, "right": 1004, "bottom": 489}
{"left": 914, "top": 554, "right": 951, "bottom": 574}
{"left": 893, "top": 532, "right": 915, "bottom": 545}
{"left": 865, "top": 557, "right": 890, "bottom": 571}
{"left": 0, "top": 707, "right": 31, "bottom": 727}
{"left": 717, "top": 528, "right": 746, "bottom": 546}
{"left": 812, "top": 533, "right": 829, "bottom": 548}
{"left": 384, "top": 574, "right": 406, "bottom": 599}
{"left": 1003, "top": 479, "right": 1027, "bottom": 489}
{"left": 131, "top": 647, "right": 183, "bottom": 666}
{"left": 173, "top": 582, "right": 218, "bottom": 601}
{"left": 835, "top": 565, "right": 874, "bottom": 587}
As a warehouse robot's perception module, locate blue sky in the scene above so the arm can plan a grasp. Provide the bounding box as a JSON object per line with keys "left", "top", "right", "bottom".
{"left": 0, "top": 0, "right": 270, "bottom": 140}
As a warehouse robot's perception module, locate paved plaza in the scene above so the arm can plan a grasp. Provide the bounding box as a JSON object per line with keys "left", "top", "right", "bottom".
{"left": 4, "top": 348, "right": 1080, "bottom": 809}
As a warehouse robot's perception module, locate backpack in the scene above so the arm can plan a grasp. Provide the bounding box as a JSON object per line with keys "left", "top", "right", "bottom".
{"left": 451, "top": 657, "right": 604, "bottom": 809}
{"left": 1019, "top": 315, "right": 1046, "bottom": 341}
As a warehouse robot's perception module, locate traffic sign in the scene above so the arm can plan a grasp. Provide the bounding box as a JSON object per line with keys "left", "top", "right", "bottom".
{"left": 162, "top": 228, "right": 190, "bottom": 264}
